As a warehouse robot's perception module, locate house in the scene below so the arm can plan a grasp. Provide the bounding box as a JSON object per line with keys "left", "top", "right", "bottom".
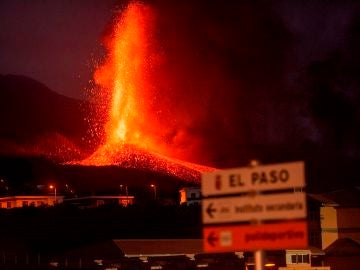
{"left": 179, "top": 186, "right": 201, "bottom": 206}
{"left": 278, "top": 247, "right": 329, "bottom": 270}
{"left": 308, "top": 187, "right": 360, "bottom": 249}
{"left": 0, "top": 194, "right": 135, "bottom": 209}
{"left": 113, "top": 239, "right": 244, "bottom": 269}
{"left": 289, "top": 188, "right": 360, "bottom": 270}
{"left": 324, "top": 237, "right": 360, "bottom": 270}
{"left": 63, "top": 195, "right": 135, "bottom": 208}
{"left": 0, "top": 195, "right": 64, "bottom": 208}
{"left": 113, "top": 239, "right": 203, "bottom": 259}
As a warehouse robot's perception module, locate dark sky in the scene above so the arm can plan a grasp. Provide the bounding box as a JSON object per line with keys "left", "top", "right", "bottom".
{"left": 0, "top": 0, "right": 357, "bottom": 99}
{"left": 0, "top": 0, "right": 118, "bottom": 99}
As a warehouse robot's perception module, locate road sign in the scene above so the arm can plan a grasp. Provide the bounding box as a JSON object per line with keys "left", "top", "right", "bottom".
{"left": 202, "top": 192, "right": 306, "bottom": 224}
{"left": 202, "top": 161, "right": 305, "bottom": 196}
{"left": 201, "top": 161, "right": 307, "bottom": 258}
{"left": 203, "top": 220, "right": 308, "bottom": 252}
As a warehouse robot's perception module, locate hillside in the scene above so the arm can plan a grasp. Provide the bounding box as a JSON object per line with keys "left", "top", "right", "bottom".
{"left": 0, "top": 74, "right": 96, "bottom": 160}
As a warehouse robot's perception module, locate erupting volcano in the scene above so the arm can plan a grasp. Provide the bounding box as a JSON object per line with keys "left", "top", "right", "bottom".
{"left": 78, "top": 2, "right": 214, "bottom": 181}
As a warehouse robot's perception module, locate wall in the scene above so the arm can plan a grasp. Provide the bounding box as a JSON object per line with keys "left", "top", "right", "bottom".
{"left": 320, "top": 206, "right": 338, "bottom": 249}
{"left": 337, "top": 207, "right": 360, "bottom": 243}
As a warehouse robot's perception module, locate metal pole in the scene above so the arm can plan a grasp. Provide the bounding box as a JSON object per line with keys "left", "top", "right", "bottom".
{"left": 151, "top": 185, "right": 157, "bottom": 200}
{"left": 54, "top": 187, "right": 57, "bottom": 204}
{"left": 126, "top": 186, "right": 129, "bottom": 205}
{"left": 255, "top": 250, "right": 265, "bottom": 270}
{"left": 250, "top": 160, "right": 265, "bottom": 270}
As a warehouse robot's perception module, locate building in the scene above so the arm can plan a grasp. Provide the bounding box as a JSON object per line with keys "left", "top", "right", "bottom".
{"left": 293, "top": 188, "right": 360, "bottom": 270}
{"left": 324, "top": 237, "right": 360, "bottom": 270}
{"left": 308, "top": 187, "right": 360, "bottom": 249}
{"left": 76, "top": 239, "right": 244, "bottom": 270}
{"left": 63, "top": 195, "right": 135, "bottom": 208}
{"left": 179, "top": 187, "right": 201, "bottom": 206}
{"left": 278, "top": 247, "right": 329, "bottom": 270}
{"left": 0, "top": 195, "right": 63, "bottom": 208}
{"left": 0, "top": 194, "right": 135, "bottom": 209}
{"left": 113, "top": 239, "right": 203, "bottom": 260}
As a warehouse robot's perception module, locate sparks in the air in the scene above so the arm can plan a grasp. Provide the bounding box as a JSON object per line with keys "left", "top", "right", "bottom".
{"left": 79, "top": 2, "right": 214, "bottom": 180}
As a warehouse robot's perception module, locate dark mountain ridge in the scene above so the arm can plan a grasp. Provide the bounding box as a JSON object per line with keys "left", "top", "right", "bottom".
{"left": 0, "top": 74, "right": 90, "bottom": 147}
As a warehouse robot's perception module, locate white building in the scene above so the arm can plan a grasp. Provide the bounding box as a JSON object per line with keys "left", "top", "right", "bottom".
{"left": 0, "top": 195, "right": 64, "bottom": 208}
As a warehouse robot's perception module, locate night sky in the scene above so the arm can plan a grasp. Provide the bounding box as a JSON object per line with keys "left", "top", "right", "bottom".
{"left": 0, "top": 0, "right": 360, "bottom": 190}
{"left": 0, "top": 0, "right": 357, "bottom": 99}
{"left": 0, "top": 0, "right": 118, "bottom": 99}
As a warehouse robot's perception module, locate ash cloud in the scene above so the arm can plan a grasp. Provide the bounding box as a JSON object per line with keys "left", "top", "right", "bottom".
{"left": 144, "top": 0, "right": 295, "bottom": 166}
{"left": 149, "top": 1, "right": 360, "bottom": 166}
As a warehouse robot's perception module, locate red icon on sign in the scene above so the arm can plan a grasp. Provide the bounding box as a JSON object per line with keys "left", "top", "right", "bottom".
{"left": 215, "top": 175, "right": 222, "bottom": 190}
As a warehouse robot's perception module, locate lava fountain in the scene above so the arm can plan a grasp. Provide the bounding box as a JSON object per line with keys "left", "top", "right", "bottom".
{"left": 79, "top": 2, "right": 214, "bottom": 181}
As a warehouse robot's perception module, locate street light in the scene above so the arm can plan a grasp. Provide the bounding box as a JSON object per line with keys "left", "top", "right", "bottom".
{"left": 120, "top": 184, "right": 129, "bottom": 205}
{"left": 120, "top": 184, "right": 128, "bottom": 196}
{"left": 150, "top": 184, "right": 157, "bottom": 200}
{"left": 0, "top": 178, "right": 9, "bottom": 193}
{"left": 49, "top": 185, "right": 57, "bottom": 205}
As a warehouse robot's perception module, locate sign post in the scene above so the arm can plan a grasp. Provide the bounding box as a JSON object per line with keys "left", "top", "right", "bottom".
{"left": 201, "top": 161, "right": 307, "bottom": 270}
{"left": 255, "top": 249, "right": 265, "bottom": 270}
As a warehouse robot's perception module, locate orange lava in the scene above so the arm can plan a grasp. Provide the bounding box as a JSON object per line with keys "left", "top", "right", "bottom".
{"left": 80, "top": 2, "right": 214, "bottom": 180}
{"left": 95, "top": 2, "right": 158, "bottom": 151}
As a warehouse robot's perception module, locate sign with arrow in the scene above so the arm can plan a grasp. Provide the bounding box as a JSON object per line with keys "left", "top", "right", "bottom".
{"left": 203, "top": 220, "right": 308, "bottom": 252}
{"left": 201, "top": 161, "right": 307, "bottom": 253}
{"left": 202, "top": 192, "right": 306, "bottom": 224}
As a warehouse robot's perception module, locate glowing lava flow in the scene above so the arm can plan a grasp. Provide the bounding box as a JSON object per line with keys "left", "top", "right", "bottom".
{"left": 80, "top": 2, "right": 214, "bottom": 181}
{"left": 95, "top": 2, "right": 157, "bottom": 151}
